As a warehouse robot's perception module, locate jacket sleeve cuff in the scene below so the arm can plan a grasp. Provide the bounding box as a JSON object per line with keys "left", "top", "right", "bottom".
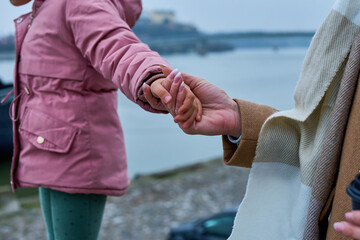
{"left": 223, "top": 99, "right": 278, "bottom": 168}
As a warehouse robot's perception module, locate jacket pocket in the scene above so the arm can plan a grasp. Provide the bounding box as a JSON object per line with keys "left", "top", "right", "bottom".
{"left": 19, "top": 107, "right": 78, "bottom": 153}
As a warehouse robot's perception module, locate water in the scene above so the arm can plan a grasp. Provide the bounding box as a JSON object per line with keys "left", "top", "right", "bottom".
{"left": 0, "top": 47, "right": 307, "bottom": 177}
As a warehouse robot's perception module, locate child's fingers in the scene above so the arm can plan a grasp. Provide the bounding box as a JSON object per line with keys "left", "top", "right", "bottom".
{"left": 181, "top": 107, "right": 198, "bottom": 129}
{"left": 177, "top": 83, "right": 202, "bottom": 121}
{"left": 143, "top": 83, "right": 156, "bottom": 104}
{"left": 143, "top": 83, "right": 165, "bottom": 110}
{"left": 174, "top": 83, "right": 198, "bottom": 123}
{"left": 175, "top": 102, "right": 194, "bottom": 123}
{"left": 177, "top": 89, "right": 195, "bottom": 116}
{"left": 195, "top": 98, "right": 202, "bottom": 122}
{"left": 174, "top": 92, "right": 197, "bottom": 123}
{"left": 150, "top": 80, "right": 172, "bottom": 104}
{"left": 175, "top": 109, "right": 196, "bottom": 125}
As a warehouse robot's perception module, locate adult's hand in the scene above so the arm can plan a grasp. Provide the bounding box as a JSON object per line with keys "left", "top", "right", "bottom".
{"left": 334, "top": 211, "right": 360, "bottom": 239}
{"left": 161, "top": 66, "right": 242, "bottom": 136}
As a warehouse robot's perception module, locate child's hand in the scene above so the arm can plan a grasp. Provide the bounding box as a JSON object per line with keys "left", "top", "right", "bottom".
{"left": 142, "top": 77, "right": 171, "bottom": 112}
{"left": 162, "top": 69, "right": 202, "bottom": 129}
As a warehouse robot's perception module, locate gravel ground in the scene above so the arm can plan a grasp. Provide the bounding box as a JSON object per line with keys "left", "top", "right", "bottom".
{"left": 0, "top": 159, "right": 249, "bottom": 240}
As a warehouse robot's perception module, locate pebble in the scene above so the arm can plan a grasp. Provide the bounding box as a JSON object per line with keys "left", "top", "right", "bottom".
{"left": 0, "top": 159, "right": 249, "bottom": 240}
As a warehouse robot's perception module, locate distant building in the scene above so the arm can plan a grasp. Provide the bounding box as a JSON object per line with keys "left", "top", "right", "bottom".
{"left": 133, "top": 9, "right": 199, "bottom": 41}
{"left": 148, "top": 10, "right": 175, "bottom": 24}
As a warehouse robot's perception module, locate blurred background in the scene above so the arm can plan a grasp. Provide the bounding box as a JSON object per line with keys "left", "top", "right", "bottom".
{"left": 0, "top": 0, "right": 334, "bottom": 239}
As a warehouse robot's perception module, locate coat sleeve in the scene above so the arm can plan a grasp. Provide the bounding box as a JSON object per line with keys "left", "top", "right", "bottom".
{"left": 65, "top": 0, "right": 169, "bottom": 112}
{"left": 222, "top": 99, "right": 278, "bottom": 168}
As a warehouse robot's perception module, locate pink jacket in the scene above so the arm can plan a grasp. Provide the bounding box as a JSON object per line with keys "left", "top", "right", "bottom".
{"left": 9, "top": 0, "right": 168, "bottom": 196}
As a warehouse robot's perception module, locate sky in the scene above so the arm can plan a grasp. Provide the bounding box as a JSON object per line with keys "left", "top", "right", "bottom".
{"left": 0, "top": 0, "right": 334, "bottom": 36}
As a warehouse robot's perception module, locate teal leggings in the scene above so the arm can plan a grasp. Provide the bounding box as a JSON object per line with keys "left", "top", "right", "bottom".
{"left": 39, "top": 187, "right": 107, "bottom": 240}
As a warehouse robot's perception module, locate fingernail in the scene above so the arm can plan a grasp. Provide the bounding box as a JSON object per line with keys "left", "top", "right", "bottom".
{"left": 142, "top": 82, "right": 147, "bottom": 89}
{"left": 160, "top": 64, "right": 167, "bottom": 68}
{"left": 164, "top": 96, "right": 171, "bottom": 103}
{"left": 169, "top": 68, "right": 179, "bottom": 78}
{"left": 346, "top": 212, "right": 354, "bottom": 221}
{"left": 333, "top": 222, "right": 344, "bottom": 232}
{"left": 179, "top": 82, "right": 184, "bottom": 92}
{"left": 174, "top": 72, "right": 182, "bottom": 83}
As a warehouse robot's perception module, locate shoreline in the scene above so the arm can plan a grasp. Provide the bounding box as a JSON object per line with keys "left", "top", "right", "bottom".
{"left": 0, "top": 158, "right": 249, "bottom": 239}
{"left": 0, "top": 52, "right": 14, "bottom": 60}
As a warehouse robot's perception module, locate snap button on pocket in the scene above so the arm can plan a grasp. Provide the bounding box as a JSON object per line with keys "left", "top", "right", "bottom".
{"left": 24, "top": 87, "right": 30, "bottom": 95}
{"left": 37, "top": 136, "right": 45, "bottom": 144}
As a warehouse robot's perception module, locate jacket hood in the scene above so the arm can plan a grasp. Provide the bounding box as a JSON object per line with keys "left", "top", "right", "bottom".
{"left": 118, "top": 0, "right": 143, "bottom": 28}
{"left": 30, "top": 0, "right": 142, "bottom": 28}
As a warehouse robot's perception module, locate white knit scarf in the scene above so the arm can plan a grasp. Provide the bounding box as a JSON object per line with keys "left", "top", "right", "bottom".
{"left": 229, "top": 1, "right": 360, "bottom": 239}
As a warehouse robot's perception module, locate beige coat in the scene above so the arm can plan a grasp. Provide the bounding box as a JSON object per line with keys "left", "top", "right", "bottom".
{"left": 223, "top": 95, "right": 360, "bottom": 239}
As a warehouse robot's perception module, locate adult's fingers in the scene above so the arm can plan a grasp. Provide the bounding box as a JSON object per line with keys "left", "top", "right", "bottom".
{"left": 168, "top": 68, "right": 179, "bottom": 80}
{"left": 169, "top": 72, "right": 183, "bottom": 112}
{"left": 161, "top": 68, "right": 179, "bottom": 99}
{"left": 181, "top": 72, "right": 204, "bottom": 91}
{"left": 175, "top": 82, "right": 186, "bottom": 116}
{"left": 160, "top": 66, "right": 205, "bottom": 91}
{"left": 160, "top": 64, "right": 173, "bottom": 76}
{"left": 161, "top": 68, "right": 179, "bottom": 96}
{"left": 334, "top": 221, "right": 360, "bottom": 239}
{"left": 346, "top": 211, "right": 360, "bottom": 225}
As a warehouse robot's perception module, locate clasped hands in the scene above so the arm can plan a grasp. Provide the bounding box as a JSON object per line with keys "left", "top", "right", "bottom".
{"left": 144, "top": 66, "right": 360, "bottom": 240}
{"left": 143, "top": 65, "right": 242, "bottom": 138}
